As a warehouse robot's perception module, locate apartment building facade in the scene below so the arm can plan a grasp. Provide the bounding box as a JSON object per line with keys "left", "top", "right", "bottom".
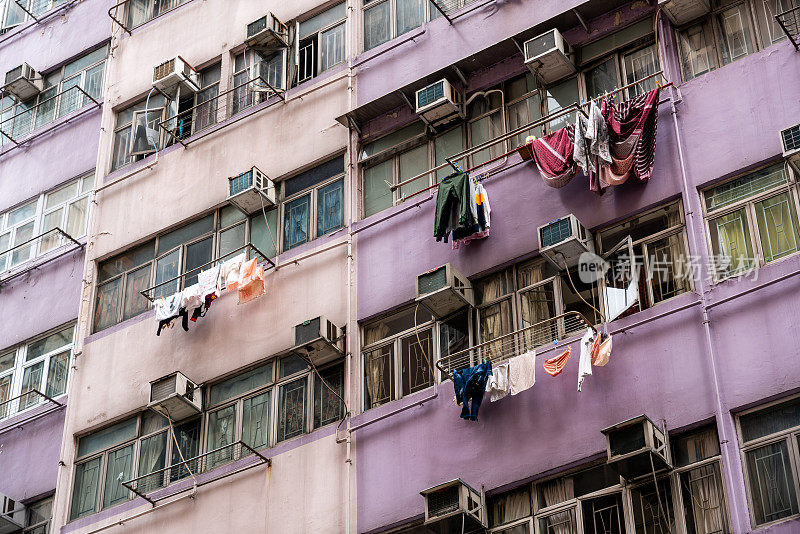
{"left": 6, "top": 0, "right": 796, "bottom": 533}
{"left": 0, "top": 0, "right": 111, "bottom": 532}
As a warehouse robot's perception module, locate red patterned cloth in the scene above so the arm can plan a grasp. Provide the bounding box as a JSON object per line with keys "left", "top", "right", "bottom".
{"left": 601, "top": 88, "right": 660, "bottom": 183}
{"left": 531, "top": 124, "right": 577, "bottom": 188}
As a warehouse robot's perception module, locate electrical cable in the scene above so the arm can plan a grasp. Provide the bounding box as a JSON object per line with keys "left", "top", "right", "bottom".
{"left": 414, "top": 303, "right": 435, "bottom": 377}
{"left": 650, "top": 451, "right": 672, "bottom": 532}
{"left": 162, "top": 408, "right": 197, "bottom": 485}
{"left": 297, "top": 349, "right": 351, "bottom": 432}
{"left": 258, "top": 190, "right": 279, "bottom": 267}
{"left": 557, "top": 252, "right": 606, "bottom": 324}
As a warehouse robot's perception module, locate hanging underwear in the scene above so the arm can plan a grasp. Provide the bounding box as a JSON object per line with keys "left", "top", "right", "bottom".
{"left": 543, "top": 347, "right": 572, "bottom": 377}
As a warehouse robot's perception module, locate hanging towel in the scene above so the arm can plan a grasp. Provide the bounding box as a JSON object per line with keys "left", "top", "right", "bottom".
{"left": 508, "top": 350, "right": 536, "bottom": 395}
{"left": 181, "top": 283, "right": 203, "bottom": 311}
{"left": 577, "top": 328, "right": 597, "bottom": 392}
{"left": 574, "top": 102, "right": 610, "bottom": 176}
{"left": 222, "top": 253, "right": 246, "bottom": 290}
{"left": 593, "top": 333, "right": 613, "bottom": 366}
{"left": 531, "top": 126, "right": 577, "bottom": 188}
{"left": 601, "top": 88, "right": 660, "bottom": 183}
{"left": 237, "top": 258, "right": 265, "bottom": 304}
{"left": 198, "top": 265, "right": 222, "bottom": 300}
{"left": 543, "top": 347, "right": 571, "bottom": 376}
{"left": 485, "top": 362, "right": 510, "bottom": 402}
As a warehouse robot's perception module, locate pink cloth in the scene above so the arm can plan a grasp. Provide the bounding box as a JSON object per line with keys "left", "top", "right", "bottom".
{"left": 601, "top": 88, "right": 660, "bottom": 183}
{"left": 531, "top": 126, "right": 577, "bottom": 188}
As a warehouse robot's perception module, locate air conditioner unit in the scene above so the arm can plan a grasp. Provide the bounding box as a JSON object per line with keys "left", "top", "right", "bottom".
{"left": 601, "top": 415, "right": 672, "bottom": 480}
{"left": 246, "top": 13, "right": 289, "bottom": 51}
{"left": 415, "top": 79, "right": 464, "bottom": 126}
{"left": 147, "top": 372, "right": 201, "bottom": 421}
{"left": 538, "top": 214, "right": 595, "bottom": 269}
{"left": 293, "top": 316, "right": 344, "bottom": 366}
{"left": 3, "top": 63, "right": 42, "bottom": 101}
{"left": 421, "top": 479, "right": 486, "bottom": 532}
{"left": 0, "top": 493, "right": 23, "bottom": 534}
{"left": 416, "top": 263, "right": 474, "bottom": 318}
{"left": 781, "top": 123, "right": 800, "bottom": 174}
{"left": 227, "top": 166, "right": 277, "bottom": 214}
{"left": 658, "top": 0, "right": 711, "bottom": 26}
{"left": 152, "top": 56, "right": 199, "bottom": 95}
{"left": 524, "top": 29, "right": 576, "bottom": 84}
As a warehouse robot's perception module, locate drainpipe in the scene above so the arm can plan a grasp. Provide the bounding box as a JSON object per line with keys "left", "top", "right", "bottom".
{"left": 670, "top": 88, "right": 744, "bottom": 533}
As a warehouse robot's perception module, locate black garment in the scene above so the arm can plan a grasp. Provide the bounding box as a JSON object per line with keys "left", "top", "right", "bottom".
{"left": 433, "top": 172, "right": 476, "bottom": 242}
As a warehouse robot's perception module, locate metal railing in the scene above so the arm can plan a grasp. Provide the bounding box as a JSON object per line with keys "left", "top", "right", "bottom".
{"left": 140, "top": 242, "right": 274, "bottom": 302}
{"left": 108, "top": 0, "right": 188, "bottom": 35}
{"left": 0, "top": 227, "right": 83, "bottom": 284}
{"left": 389, "top": 71, "right": 671, "bottom": 202}
{"left": 123, "top": 440, "right": 270, "bottom": 505}
{"left": 776, "top": 6, "right": 800, "bottom": 50}
{"left": 435, "top": 311, "right": 592, "bottom": 380}
{"left": 158, "top": 76, "right": 285, "bottom": 148}
{"left": 0, "top": 85, "right": 101, "bottom": 147}
{"left": 0, "top": 389, "right": 64, "bottom": 428}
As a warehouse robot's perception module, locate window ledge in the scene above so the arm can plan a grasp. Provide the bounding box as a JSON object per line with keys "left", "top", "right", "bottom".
{"left": 0, "top": 393, "right": 66, "bottom": 435}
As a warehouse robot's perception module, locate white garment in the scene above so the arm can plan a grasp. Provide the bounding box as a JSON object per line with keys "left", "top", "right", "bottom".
{"left": 485, "top": 362, "right": 510, "bottom": 402}
{"left": 508, "top": 350, "right": 536, "bottom": 395}
{"left": 181, "top": 284, "right": 203, "bottom": 310}
{"left": 577, "top": 327, "right": 597, "bottom": 392}
{"left": 477, "top": 183, "right": 491, "bottom": 230}
{"left": 154, "top": 291, "right": 182, "bottom": 321}
{"left": 586, "top": 101, "right": 611, "bottom": 166}
{"left": 222, "top": 253, "right": 246, "bottom": 290}
{"left": 468, "top": 176, "right": 479, "bottom": 226}
{"left": 198, "top": 265, "right": 221, "bottom": 299}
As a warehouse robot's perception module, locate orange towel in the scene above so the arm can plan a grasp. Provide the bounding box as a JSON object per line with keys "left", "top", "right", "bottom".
{"left": 589, "top": 333, "right": 603, "bottom": 365}
{"left": 237, "top": 258, "right": 265, "bottom": 304}
{"left": 594, "top": 334, "right": 612, "bottom": 367}
{"left": 543, "top": 347, "right": 571, "bottom": 377}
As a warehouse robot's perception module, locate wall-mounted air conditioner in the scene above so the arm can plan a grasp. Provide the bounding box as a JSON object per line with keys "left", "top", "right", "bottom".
{"left": 658, "top": 0, "right": 711, "bottom": 26}
{"left": 524, "top": 29, "right": 576, "bottom": 84}
{"left": 246, "top": 13, "right": 289, "bottom": 51}
{"left": 781, "top": 123, "right": 800, "bottom": 174}
{"left": 421, "top": 479, "right": 486, "bottom": 531}
{"left": 228, "top": 166, "right": 277, "bottom": 214}
{"left": 416, "top": 263, "right": 474, "bottom": 318}
{"left": 415, "top": 79, "right": 464, "bottom": 126}
{"left": 0, "top": 493, "right": 23, "bottom": 534}
{"left": 601, "top": 415, "right": 672, "bottom": 480}
{"left": 3, "top": 63, "right": 42, "bottom": 101}
{"left": 293, "top": 317, "right": 344, "bottom": 366}
{"left": 147, "top": 372, "right": 201, "bottom": 421}
{"left": 152, "top": 56, "right": 199, "bottom": 95}
{"left": 538, "top": 214, "right": 594, "bottom": 269}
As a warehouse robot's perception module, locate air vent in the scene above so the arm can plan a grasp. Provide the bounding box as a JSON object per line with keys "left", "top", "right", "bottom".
{"left": 537, "top": 214, "right": 594, "bottom": 269}
{"left": 417, "top": 83, "right": 445, "bottom": 109}
{"left": 147, "top": 372, "right": 201, "bottom": 421}
{"left": 292, "top": 316, "right": 344, "bottom": 366}
{"left": 227, "top": 166, "right": 277, "bottom": 214}
{"left": 415, "top": 264, "right": 474, "bottom": 318}
{"left": 421, "top": 479, "right": 486, "bottom": 530}
{"left": 781, "top": 124, "right": 800, "bottom": 154}
{"left": 539, "top": 218, "right": 573, "bottom": 248}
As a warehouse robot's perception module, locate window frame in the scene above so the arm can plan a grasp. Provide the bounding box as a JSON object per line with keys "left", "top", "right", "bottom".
{"left": 701, "top": 162, "right": 799, "bottom": 282}
{"left": 281, "top": 170, "right": 346, "bottom": 251}
{"left": 111, "top": 102, "right": 166, "bottom": 171}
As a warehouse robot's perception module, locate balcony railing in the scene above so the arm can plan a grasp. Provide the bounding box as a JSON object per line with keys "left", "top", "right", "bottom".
{"left": 0, "top": 227, "right": 83, "bottom": 285}
{"left": 158, "top": 76, "right": 285, "bottom": 149}
{"left": 123, "top": 440, "right": 270, "bottom": 505}
{"left": 108, "top": 0, "right": 188, "bottom": 35}
{"left": 777, "top": 6, "right": 800, "bottom": 50}
{"left": 140, "top": 243, "right": 274, "bottom": 302}
{"left": 436, "top": 311, "right": 592, "bottom": 380}
{"left": 0, "top": 85, "right": 101, "bottom": 148}
{"left": 0, "top": 389, "right": 65, "bottom": 432}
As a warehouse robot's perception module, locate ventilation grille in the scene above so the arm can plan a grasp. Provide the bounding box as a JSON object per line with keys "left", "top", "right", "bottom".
{"left": 296, "top": 317, "right": 322, "bottom": 346}
{"left": 230, "top": 170, "right": 254, "bottom": 196}
{"left": 418, "top": 266, "right": 448, "bottom": 295}
{"left": 417, "top": 82, "right": 445, "bottom": 108}
{"left": 782, "top": 124, "right": 800, "bottom": 154}
{"left": 540, "top": 218, "right": 573, "bottom": 248}
{"left": 248, "top": 16, "right": 268, "bottom": 38}
{"left": 428, "top": 485, "right": 460, "bottom": 517}
{"left": 154, "top": 59, "right": 176, "bottom": 81}
{"left": 151, "top": 374, "right": 178, "bottom": 402}
{"left": 5, "top": 65, "right": 23, "bottom": 85}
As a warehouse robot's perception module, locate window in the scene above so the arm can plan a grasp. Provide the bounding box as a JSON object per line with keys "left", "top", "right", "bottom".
{"left": 0, "top": 45, "right": 106, "bottom": 146}
{"left": 297, "top": 3, "right": 347, "bottom": 83}
{"left": 70, "top": 413, "right": 200, "bottom": 519}
{"left": 597, "top": 202, "right": 691, "bottom": 316}
{"left": 0, "top": 0, "right": 67, "bottom": 33}
{"left": 362, "top": 307, "right": 436, "bottom": 409}
{"left": 0, "top": 324, "right": 75, "bottom": 420}
{"left": 93, "top": 205, "right": 248, "bottom": 331}
{"left": 759, "top": 0, "right": 800, "bottom": 44}
{"left": 232, "top": 50, "right": 284, "bottom": 117}
{"left": 23, "top": 496, "right": 52, "bottom": 534}
{"left": 677, "top": 0, "right": 760, "bottom": 81}
{"left": 282, "top": 156, "right": 345, "bottom": 250}
{"left": 0, "top": 174, "right": 92, "bottom": 273}
{"left": 738, "top": 396, "right": 800, "bottom": 527}
{"left": 703, "top": 163, "right": 799, "bottom": 280}
{"left": 126, "top": 0, "right": 186, "bottom": 29}
{"left": 168, "top": 63, "right": 221, "bottom": 141}
{"left": 363, "top": 0, "right": 478, "bottom": 51}
{"left": 111, "top": 94, "right": 166, "bottom": 171}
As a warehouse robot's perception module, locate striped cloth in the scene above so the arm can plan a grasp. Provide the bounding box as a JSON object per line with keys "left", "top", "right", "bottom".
{"left": 531, "top": 124, "right": 577, "bottom": 188}
{"left": 601, "top": 88, "right": 660, "bottom": 183}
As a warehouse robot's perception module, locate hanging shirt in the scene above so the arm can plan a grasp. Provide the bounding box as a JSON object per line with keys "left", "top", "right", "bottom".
{"left": 154, "top": 291, "right": 182, "bottom": 321}
{"left": 485, "top": 362, "right": 509, "bottom": 402}
{"left": 509, "top": 350, "right": 536, "bottom": 395}
{"left": 577, "top": 328, "right": 597, "bottom": 392}
{"left": 433, "top": 172, "right": 475, "bottom": 243}
{"left": 452, "top": 182, "right": 492, "bottom": 250}
{"left": 198, "top": 265, "right": 221, "bottom": 300}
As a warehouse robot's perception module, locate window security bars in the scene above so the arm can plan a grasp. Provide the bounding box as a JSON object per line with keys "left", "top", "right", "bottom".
{"left": 0, "top": 389, "right": 64, "bottom": 432}
{"left": 776, "top": 6, "right": 800, "bottom": 49}
{"left": 139, "top": 242, "right": 273, "bottom": 302}
{"left": 435, "top": 311, "right": 591, "bottom": 379}
{"left": 122, "top": 440, "right": 269, "bottom": 505}
{"left": 0, "top": 84, "right": 100, "bottom": 147}
{"left": 0, "top": 227, "right": 83, "bottom": 284}
{"left": 158, "top": 76, "right": 285, "bottom": 149}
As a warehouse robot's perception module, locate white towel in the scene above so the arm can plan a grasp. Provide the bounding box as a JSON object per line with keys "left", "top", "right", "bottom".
{"left": 154, "top": 291, "right": 182, "bottom": 321}
{"left": 577, "top": 327, "right": 597, "bottom": 392}
{"left": 181, "top": 284, "right": 203, "bottom": 310}
{"left": 508, "top": 350, "right": 536, "bottom": 395}
{"left": 222, "top": 253, "right": 246, "bottom": 290}
{"left": 485, "top": 362, "right": 510, "bottom": 402}
{"left": 198, "top": 265, "right": 221, "bottom": 299}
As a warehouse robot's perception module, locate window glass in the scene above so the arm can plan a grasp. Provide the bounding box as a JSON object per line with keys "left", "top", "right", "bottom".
{"left": 623, "top": 45, "right": 659, "bottom": 97}
{"left": 70, "top": 457, "right": 101, "bottom": 519}
{"left": 157, "top": 215, "right": 214, "bottom": 255}
{"left": 138, "top": 432, "right": 167, "bottom": 490}
{"left": 439, "top": 310, "right": 469, "bottom": 361}
{"left": 67, "top": 196, "right": 89, "bottom": 238}
{"left": 741, "top": 397, "right": 800, "bottom": 442}
{"left": 364, "top": 345, "right": 393, "bottom": 408}
{"left": 321, "top": 23, "right": 346, "bottom": 71}
{"left": 0, "top": 376, "right": 11, "bottom": 418}
{"left": 362, "top": 122, "right": 425, "bottom": 160}
{"left": 584, "top": 493, "right": 625, "bottom": 534}
{"left": 680, "top": 462, "right": 728, "bottom": 533}
{"left": 754, "top": 192, "right": 800, "bottom": 262}
{"left": 680, "top": 21, "right": 717, "bottom": 81}
{"left": 209, "top": 362, "right": 273, "bottom": 406}
{"left": 207, "top": 405, "right": 236, "bottom": 468}
{"left": 249, "top": 210, "right": 279, "bottom": 260}
{"left": 19, "top": 362, "right": 44, "bottom": 409}
{"left": 546, "top": 78, "right": 579, "bottom": 131}
{"left": 364, "top": 307, "right": 433, "bottom": 342}
{"left": 0, "top": 351, "right": 14, "bottom": 373}
{"left": 46, "top": 182, "right": 78, "bottom": 210}
{"left": 705, "top": 165, "right": 788, "bottom": 211}
{"left": 94, "top": 278, "right": 121, "bottom": 331}
{"left": 709, "top": 208, "right": 754, "bottom": 277}
{"left": 299, "top": 2, "right": 346, "bottom": 38}
{"left": 398, "top": 145, "right": 429, "bottom": 198}
{"left": 746, "top": 441, "right": 798, "bottom": 524}
{"left": 154, "top": 249, "right": 180, "bottom": 298}
{"left": 508, "top": 93, "right": 543, "bottom": 147}
{"left": 538, "top": 509, "right": 576, "bottom": 533}
{"left": 717, "top": 4, "right": 755, "bottom": 64}
{"left": 243, "top": 392, "right": 271, "bottom": 450}
{"left": 280, "top": 354, "right": 309, "bottom": 378}
{"left": 470, "top": 109, "right": 503, "bottom": 167}
{"left": 489, "top": 486, "right": 531, "bottom": 527}
{"left": 169, "top": 419, "right": 200, "bottom": 480}
{"left": 8, "top": 201, "right": 36, "bottom": 226}
{"left": 220, "top": 205, "right": 246, "bottom": 227}
{"left": 364, "top": 160, "right": 394, "bottom": 217}
{"left": 364, "top": 1, "right": 391, "bottom": 51}
{"left": 285, "top": 156, "right": 345, "bottom": 197}
{"left": 219, "top": 223, "right": 246, "bottom": 259}
{"left": 434, "top": 127, "right": 464, "bottom": 181}
{"left": 46, "top": 351, "right": 70, "bottom": 397}
{"left": 77, "top": 418, "right": 137, "bottom": 458}
{"left": 400, "top": 328, "right": 433, "bottom": 395}
{"left": 314, "top": 363, "right": 344, "bottom": 428}
{"left": 28, "top": 325, "right": 73, "bottom": 359}
{"left": 283, "top": 194, "right": 311, "bottom": 250}
{"left": 277, "top": 377, "right": 307, "bottom": 442}
{"left": 122, "top": 265, "right": 151, "bottom": 321}
{"left": 102, "top": 444, "right": 134, "bottom": 508}
{"left": 64, "top": 46, "right": 107, "bottom": 78}
{"left": 585, "top": 57, "right": 618, "bottom": 99}
{"left": 317, "top": 179, "right": 344, "bottom": 236}
{"left": 580, "top": 18, "right": 653, "bottom": 64}
{"left": 397, "top": 0, "right": 424, "bottom": 34}
{"left": 184, "top": 237, "right": 213, "bottom": 286}
{"left": 573, "top": 464, "right": 620, "bottom": 497}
